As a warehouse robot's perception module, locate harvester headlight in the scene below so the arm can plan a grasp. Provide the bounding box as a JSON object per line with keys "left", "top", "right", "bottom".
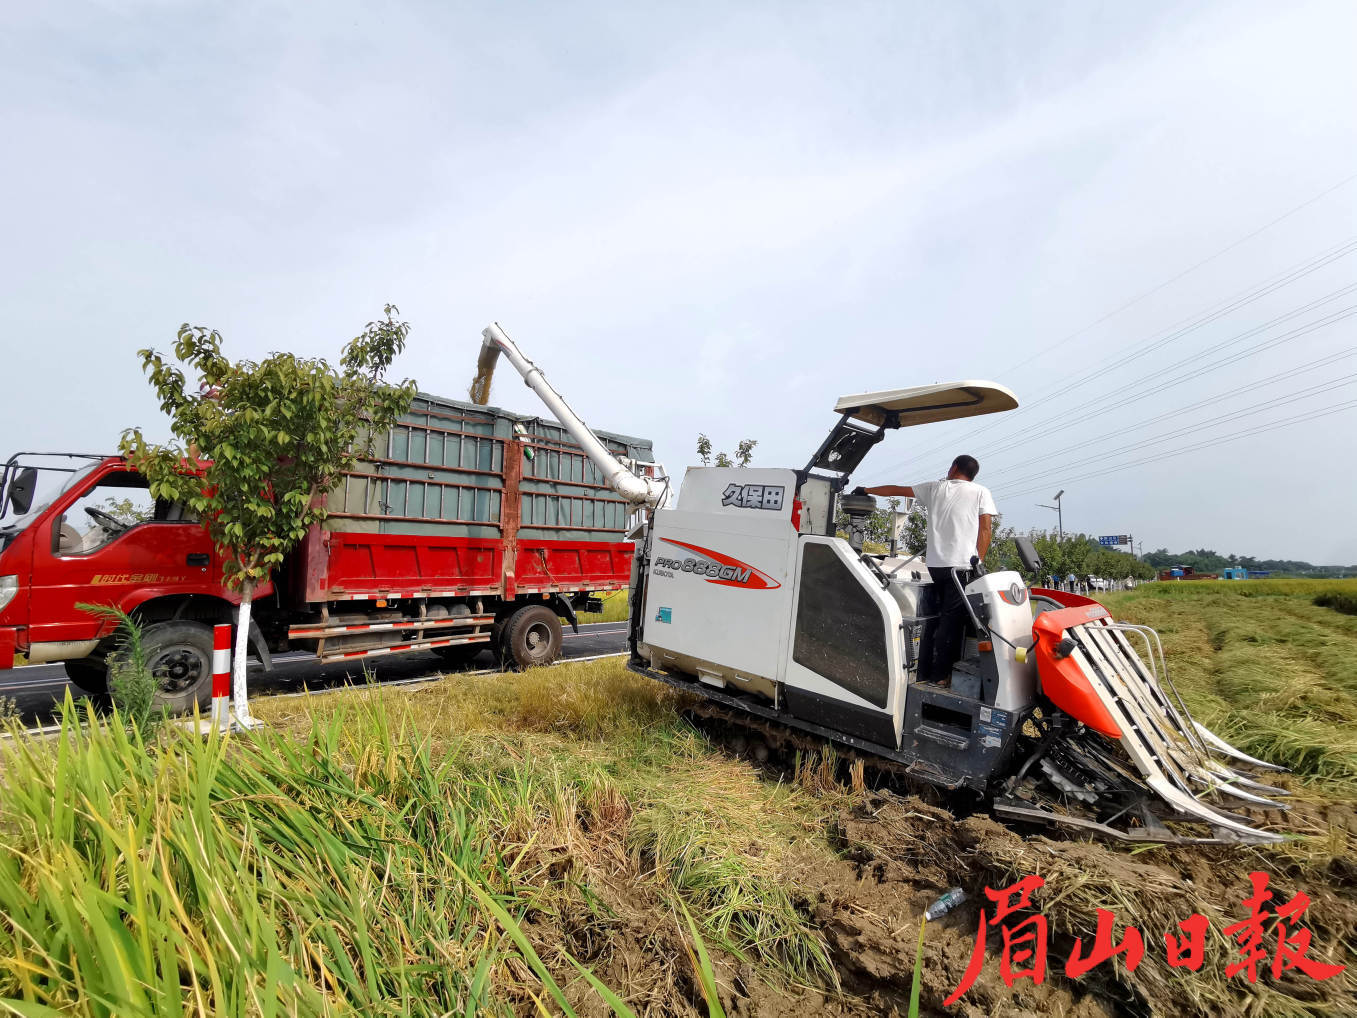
{"left": 0, "top": 575, "right": 16, "bottom": 614}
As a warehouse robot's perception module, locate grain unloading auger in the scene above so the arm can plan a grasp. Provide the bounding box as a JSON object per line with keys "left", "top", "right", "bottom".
{"left": 477, "top": 323, "right": 1289, "bottom": 845}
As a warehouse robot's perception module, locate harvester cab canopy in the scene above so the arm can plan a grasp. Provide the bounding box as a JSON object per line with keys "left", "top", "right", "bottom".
{"left": 802, "top": 380, "right": 1018, "bottom": 482}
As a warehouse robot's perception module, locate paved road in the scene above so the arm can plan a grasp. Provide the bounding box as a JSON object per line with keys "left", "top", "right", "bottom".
{"left": 0, "top": 621, "right": 630, "bottom": 725}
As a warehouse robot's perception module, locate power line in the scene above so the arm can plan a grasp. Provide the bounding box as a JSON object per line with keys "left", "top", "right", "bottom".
{"left": 871, "top": 235, "right": 1357, "bottom": 478}
{"left": 981, "top": 348, "right": 1357, "bottom": 484}
{"left": 1026, "top": 243, "right": 1357, "bottom": 409}
{"left": 966, "top": 294, "right": 1357, "bottom": 464}
{"left": 995, "top": 172, "right": 1357, "bottom": 377}
{"left": 991, "top": 399, "right": 1357, "bottom": 503}
{"left": 987, "top": 373, "right": 1357, "bottom": 491}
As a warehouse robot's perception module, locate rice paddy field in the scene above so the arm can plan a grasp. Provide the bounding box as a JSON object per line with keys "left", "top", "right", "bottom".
{"left": 1, "top": 579, "right": 1353, "bottom": 1017}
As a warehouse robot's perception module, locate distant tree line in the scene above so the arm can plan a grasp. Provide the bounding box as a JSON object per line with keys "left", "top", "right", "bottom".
{"left": 1141, "top": 547, "right": 1356, "bottom": 578}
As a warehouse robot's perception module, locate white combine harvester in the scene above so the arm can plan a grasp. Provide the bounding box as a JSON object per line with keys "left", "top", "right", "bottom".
{"left": 478, "top": 323, "right": 1289, "bottom": 844}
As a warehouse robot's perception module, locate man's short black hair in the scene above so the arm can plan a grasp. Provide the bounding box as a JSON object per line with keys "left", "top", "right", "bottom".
{"left": 952, "top": 454, "right": 979, "bottom": 480}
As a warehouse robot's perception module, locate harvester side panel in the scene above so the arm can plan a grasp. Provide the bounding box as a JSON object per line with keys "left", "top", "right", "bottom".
{"left": 639, "top": 505, "right": 798, "bottom": 689}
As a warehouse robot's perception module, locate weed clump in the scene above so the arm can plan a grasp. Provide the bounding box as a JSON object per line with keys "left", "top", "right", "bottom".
{"left": 1315, "top": 590, "right": 1357, "bottom": 616}
{"left": 76, "top": 602, "right": 165, "bottom": 740}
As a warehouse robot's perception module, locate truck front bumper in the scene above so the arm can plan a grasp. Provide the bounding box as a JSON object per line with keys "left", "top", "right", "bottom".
{"left": 0, "top": 627, "right": 17, "bottom": 670}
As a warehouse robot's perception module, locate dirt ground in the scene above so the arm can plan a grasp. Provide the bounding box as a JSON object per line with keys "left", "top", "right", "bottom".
{"left": 805, "top": 790, "right": 1355, "bottom": 1017}
{"left": 546, "top": 782, "right": 1355, "bottom": 1017}
{"left": 508, "top": 765, "right": 1354, "bottom": 1018}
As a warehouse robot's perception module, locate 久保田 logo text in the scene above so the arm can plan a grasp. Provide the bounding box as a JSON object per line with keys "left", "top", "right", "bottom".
{"left": 653, "top": 539, "right": 781, "bottom": 589}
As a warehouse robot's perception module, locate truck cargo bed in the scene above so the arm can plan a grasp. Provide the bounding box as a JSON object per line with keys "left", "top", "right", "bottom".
{"left": 300, "top": 393, "right": 654, "bottom": 602}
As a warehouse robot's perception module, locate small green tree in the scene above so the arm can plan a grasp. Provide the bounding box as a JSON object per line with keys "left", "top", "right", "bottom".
{"left": 121, "top": 305, "right": 417, "bottom": 727}
{"left": 694, "top": 434, "right": 757, "bottom": 468}
{"left": 696, "top": 434, "right": 713, "bottom": 466}
{"left": 901, "top": 504, "right": 928, "bottom": 556}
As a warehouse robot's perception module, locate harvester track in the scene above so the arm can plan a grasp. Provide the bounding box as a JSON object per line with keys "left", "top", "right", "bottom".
{"left": 678, "top": 690, "right": 1289, "bottom": 846}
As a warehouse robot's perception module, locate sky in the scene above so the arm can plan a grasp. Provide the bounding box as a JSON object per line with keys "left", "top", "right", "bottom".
{"left": 2, "top": 0, "right": 1355, "bottom": 563}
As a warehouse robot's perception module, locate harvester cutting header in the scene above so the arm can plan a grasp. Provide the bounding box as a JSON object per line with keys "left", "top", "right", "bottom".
{"left": 476, "top": 323, "right": 1289, "bottom": 845}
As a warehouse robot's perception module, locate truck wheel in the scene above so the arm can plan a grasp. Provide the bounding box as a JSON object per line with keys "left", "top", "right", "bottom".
{"left": 500, "top": 605, "right": 563, "bottom": 669}
{"left": 63, "top": 657, "right": 108, "bottom": 694}
{"left": 142, "top": 621, "right": 216, "bottom": 715}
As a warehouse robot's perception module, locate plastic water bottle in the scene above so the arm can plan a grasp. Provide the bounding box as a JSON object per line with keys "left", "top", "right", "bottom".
{"left": 925, "top": 887, "right": 967, "bottom": 921}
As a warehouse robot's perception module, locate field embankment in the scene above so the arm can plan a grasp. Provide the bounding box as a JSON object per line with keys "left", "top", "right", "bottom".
{"left": 0, "top": 580, "right": 1353, "bottom": 1016}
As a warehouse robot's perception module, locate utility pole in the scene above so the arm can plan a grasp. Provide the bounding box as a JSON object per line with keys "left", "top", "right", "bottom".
{"left": 1037, "top": 489, "right": 1064, "bottom": 541}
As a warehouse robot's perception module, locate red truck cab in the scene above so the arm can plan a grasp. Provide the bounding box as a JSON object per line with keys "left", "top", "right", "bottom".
{"left": 0, "top": 453, "right": 262, "bottom": 710}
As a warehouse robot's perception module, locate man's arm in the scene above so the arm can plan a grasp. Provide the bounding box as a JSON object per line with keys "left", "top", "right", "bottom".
{"left": 977, "top": 514, "right": 993, "bottom": 560}
{"left": 856, "top": 484, "right": 915, "bottom": 498}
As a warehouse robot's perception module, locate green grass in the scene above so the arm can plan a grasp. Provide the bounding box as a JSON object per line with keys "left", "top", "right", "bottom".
{"left": 1101, "top": 578, "right": 1357, "bottom": 792}
{"left": 4, "top": 579, "right": 1354, "bottom": 1016}
{"left": 0, "top": 662, "right": 832, "bottom": 1016}
{"left": 1315, "top": 590, "right": 1357, "bottom": 616}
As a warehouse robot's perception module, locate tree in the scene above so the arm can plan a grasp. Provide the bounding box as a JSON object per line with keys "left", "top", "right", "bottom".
{"left": 901, "top": 504, "right": 928, "bottom": 556}
{"left": 101, "top": 495, "right": 153, "bottom": 524}
{"left": 694, "top": 433, "right": 758, "bottom": 468}
{"left": 121, "top": 305, "right": 417, "bottom": 726}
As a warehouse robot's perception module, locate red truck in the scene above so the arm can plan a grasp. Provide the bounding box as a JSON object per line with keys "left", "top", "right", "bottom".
{"left": 0, "top": 393, "right": 655, "bottom": 711}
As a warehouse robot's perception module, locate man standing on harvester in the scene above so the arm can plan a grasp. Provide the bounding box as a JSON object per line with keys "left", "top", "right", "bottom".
{"left": 855, "top": 454, "right": 997, "bottom": 687}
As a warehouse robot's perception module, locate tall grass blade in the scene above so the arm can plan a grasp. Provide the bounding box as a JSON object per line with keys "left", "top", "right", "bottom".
{"left": 907, "top": 916, "right": 926, "bottom": 1018}
{"left": 676, "top": 897, "right": 726, "bottom": 1018}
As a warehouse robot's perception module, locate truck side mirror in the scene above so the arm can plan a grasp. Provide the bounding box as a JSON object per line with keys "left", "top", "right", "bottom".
{"left": 1014, "top": 536, "right": 1042, "bottom": 574}
{"left": 6, "top": 467, "right": 37, "bottom": 515}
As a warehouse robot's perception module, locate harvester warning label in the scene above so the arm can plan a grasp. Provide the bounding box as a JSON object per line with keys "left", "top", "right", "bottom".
{"left": 975, "top": 706, "right": 1010, "bottom": 750}
{"left": 721, "top": 484, "right": 784, "bottom": 510}
{"left": 656, "top": 606, "right": 672, "bottom": 623}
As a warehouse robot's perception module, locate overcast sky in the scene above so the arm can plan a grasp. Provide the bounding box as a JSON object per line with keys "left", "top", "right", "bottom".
{"left": 3, "top": 1, "right": 1355, "bottom": 563}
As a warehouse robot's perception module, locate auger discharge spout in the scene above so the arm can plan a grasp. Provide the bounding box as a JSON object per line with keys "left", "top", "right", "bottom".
{"left": 480, "top": 323, "right": 666, "bottom": 509}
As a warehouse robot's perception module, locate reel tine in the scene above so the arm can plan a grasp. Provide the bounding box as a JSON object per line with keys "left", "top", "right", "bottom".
{"left": 1193, "top": 721, "right": 1289, "bottom": 772}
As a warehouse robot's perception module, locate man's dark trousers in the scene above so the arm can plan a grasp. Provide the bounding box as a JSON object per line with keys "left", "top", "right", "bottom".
{"left": 919, "top": 567, "right": 972, "bottom": 684}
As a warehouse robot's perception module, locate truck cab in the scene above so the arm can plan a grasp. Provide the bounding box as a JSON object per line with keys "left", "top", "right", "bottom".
{"left": 0, "top": 453, "right": 248, "bottom": 710}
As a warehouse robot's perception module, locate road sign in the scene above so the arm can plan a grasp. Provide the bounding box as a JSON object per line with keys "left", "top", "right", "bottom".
{"left": 1098, "top": 535, "right": 1131, "bottom": 546}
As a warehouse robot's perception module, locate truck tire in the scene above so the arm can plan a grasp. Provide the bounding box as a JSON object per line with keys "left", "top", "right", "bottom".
{"left": 63, "top": 657, "right": 108, "bottom": 694}
{"left": 500, "top": 605, "right": 563, "bottom": 669}
{"left": 142, "top": 621, "right": 216, "bottom": 715}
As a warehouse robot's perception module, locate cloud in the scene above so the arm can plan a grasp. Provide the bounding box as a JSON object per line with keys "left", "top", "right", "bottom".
{"left": 2, "top": 0, "right": 1354, "bottom": 561}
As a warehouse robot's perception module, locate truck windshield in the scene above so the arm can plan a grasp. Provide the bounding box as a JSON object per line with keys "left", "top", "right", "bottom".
{"left": 0, "top": 457, "right": 103, "bottom": 543}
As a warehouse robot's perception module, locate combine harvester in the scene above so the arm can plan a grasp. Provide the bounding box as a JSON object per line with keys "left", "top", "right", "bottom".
{"left": 477, "top": 323, "right": 1289, "bottom": 845}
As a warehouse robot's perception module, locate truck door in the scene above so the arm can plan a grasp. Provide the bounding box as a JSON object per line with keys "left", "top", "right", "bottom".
{"left": 27, "top": 469, "right": 219, "bottom": 648}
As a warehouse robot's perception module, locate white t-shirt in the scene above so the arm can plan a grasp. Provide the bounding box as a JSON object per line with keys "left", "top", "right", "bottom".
{"left": 912, "top": 478, "right": 998, "bottom": 569}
